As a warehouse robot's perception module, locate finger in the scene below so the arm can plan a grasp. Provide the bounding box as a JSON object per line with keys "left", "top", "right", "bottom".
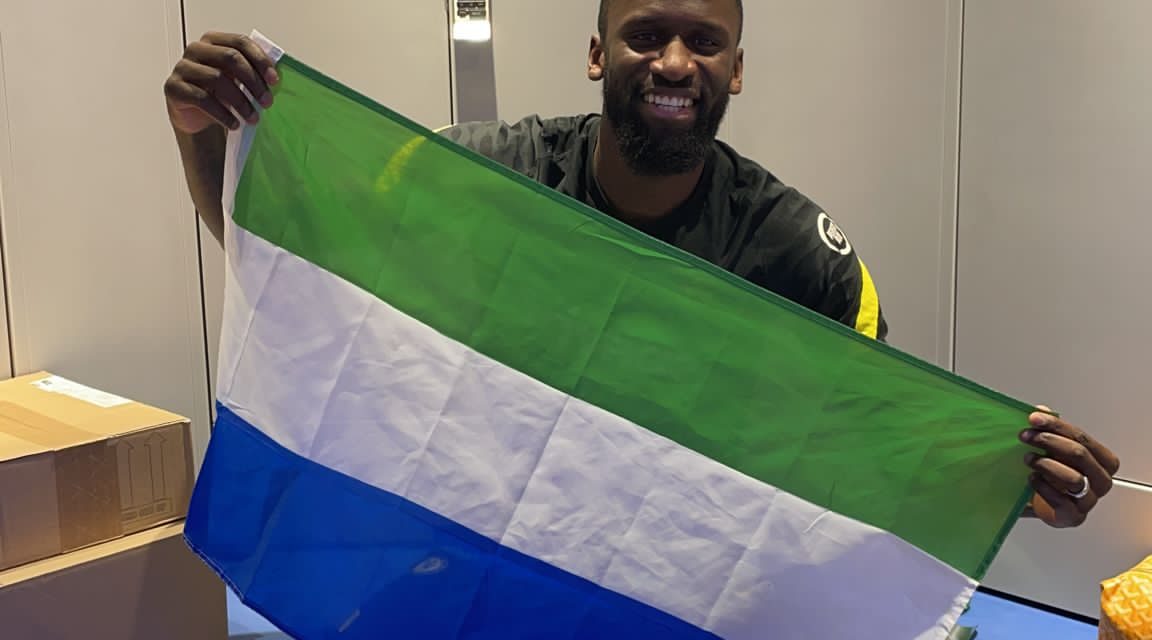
{"left": 1034, "top": 472, "right": 1099, "bottom": 514}
{"left": 1025, "top": 453, "right": 1081, "bottom": 490}
{"left": 163, "top": 78, "right": 239, "bottom": 130}
{"left": 1025, "top": 453, "right": 1101, "bottom": 497}
{"left": 172, "top": 60, "right": 259, "bottom": 124}
{"left": 1031, "top": 474, "right": 1090, "bottom": 526}
{"left": 1024, "top": 411, "right": 1120, "bottom": 476}
{"left": 186, "top": 38, "right": 273, "bottom": 107}
{"left": 1023, "top": 430, "right": 1114, "bottom": 498}
{"left": 228, "top": 33, "right": 280, "bottom": 89}
{"left": 200, "top": 32, "right": 279, "bottom": 92}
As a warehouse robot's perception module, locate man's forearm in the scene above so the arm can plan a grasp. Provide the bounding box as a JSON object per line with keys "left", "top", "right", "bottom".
{"left": 174, "top": 125, "right": 227, "bottom": 246}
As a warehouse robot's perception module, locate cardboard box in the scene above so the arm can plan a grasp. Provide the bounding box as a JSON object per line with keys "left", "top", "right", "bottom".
{"left": 0, "top": 371, "right": 193, "bottom": 570}
{"left": 0, "top": 521, "right": 228, "bottom": 639}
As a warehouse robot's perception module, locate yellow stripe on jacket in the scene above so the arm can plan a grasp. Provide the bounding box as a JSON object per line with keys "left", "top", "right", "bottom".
{"left": 855, "top": 259, "right": 881, "bottom": 339}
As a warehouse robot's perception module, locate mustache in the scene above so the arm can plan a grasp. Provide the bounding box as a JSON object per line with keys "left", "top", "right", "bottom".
{"left": 648, "top": 72, "right": 694, "bottom": 90}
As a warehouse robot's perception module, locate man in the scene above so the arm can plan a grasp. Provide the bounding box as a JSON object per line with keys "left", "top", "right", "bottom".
{"left": 163, "top": 0, "right": 1119, "bottom": 529}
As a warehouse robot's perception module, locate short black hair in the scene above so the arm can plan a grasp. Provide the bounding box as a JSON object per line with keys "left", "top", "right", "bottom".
{"left": 597, "top": 0, "right": 744, "bottom": 41}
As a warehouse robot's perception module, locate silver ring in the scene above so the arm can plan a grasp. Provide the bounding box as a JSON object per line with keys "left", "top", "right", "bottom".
{"left": 1067, "top": 475, "right": 1090, "bottom": 499}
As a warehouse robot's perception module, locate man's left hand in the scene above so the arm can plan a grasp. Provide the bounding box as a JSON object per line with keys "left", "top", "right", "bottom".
{"left": 1020, "top": 407, "right": 1120, "bottom": 528}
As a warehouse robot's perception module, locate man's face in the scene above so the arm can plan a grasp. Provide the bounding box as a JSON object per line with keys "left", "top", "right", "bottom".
{"left": 590, "top": 0, "right": 744, "bottom": 176}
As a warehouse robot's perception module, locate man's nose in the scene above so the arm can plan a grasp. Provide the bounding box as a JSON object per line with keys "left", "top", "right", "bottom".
{"left": 652, "top": 38, "right": 697, "bottom": 83}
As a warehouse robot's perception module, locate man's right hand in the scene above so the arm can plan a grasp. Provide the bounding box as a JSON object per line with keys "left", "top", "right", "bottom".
{"left": 164, "top": 32, "right": 280, "bottom": 134}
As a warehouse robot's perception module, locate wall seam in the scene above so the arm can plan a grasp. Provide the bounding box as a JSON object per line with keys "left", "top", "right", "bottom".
{"left": 445, "top": 0, "right": 458, "bottom": 124}
{"left": 0, "top": 32, "right": 17, "bottom": 378}
{"left": 174, "top": 0, "right": 215, "bottom": 426}
{"left": 949, "top": 0, "right": 967, "bottom": 373}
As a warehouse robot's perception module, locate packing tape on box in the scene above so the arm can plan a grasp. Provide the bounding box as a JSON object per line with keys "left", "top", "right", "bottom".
{"left": 0, "top": 402, "right": 122, "bottom": 553}
{"left": 0, "top": 402, "right": 99, "bottom": 448}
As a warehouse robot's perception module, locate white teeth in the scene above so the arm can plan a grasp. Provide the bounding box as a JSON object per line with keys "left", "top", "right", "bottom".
{"left": 644, "top": 94, "right": 694, "bottom": 108}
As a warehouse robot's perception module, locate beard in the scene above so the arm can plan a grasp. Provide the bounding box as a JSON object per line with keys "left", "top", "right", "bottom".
{"left": 602, "top": 71, "right": 730, "bottom": 177}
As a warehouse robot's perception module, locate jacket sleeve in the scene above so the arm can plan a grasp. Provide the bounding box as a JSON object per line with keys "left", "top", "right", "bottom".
{"left": 787, "top": 204, "right": 890, "bottom": 343}
{"left": 845, "top": 257, "right": 889, "bottom": 342}
{"left": 433, "top": 117, "right": 546, "bottom": 173}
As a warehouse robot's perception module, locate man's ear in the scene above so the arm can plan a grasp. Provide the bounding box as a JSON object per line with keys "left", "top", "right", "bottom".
{"left": 729, "top": 47, "right": 744, "bottom": 95}
{"left": 588, "top": 35, "right": 606, "bottom": 81}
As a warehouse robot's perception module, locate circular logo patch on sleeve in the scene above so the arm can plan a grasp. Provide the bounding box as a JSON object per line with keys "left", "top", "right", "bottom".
{"left": 818, "top": 212, "right": 853, "bottom": 255}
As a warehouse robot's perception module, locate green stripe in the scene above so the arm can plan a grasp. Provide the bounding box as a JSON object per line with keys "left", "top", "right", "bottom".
{"left": 232, "top": 55, "right": 1033, "bottom": 579}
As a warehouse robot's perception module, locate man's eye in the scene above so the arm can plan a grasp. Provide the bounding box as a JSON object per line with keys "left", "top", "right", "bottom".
{"left": 630, "top": 32, "right": 659, "bottom": 43}
{"left": 694, "top": 37, "right": 720, "bottom": 48}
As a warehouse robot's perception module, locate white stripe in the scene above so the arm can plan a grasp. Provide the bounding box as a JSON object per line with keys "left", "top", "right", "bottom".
{"left": 216, "top": 40, "right": 975, "bottom": 637}
{"left": 217, "top": 231, "right": 974, "bottom": 640}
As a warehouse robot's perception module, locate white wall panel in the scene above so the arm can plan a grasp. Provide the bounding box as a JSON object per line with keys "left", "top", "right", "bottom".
{"left": 0, "top": 0, "right": 211, "bottom": 460}
{"left": 0, "top": 33, "right": 18, "bottom": 381}
{"left": 183, "top": 0, "right": 455, "bottom": 408}
{"left": 493, "top": 0, "right": 602, "bottom": 122}
{"left": 957, "top": 0, "right": 1152, "bottom": 482}
{"left": 958, "top": 0, "right": 1152, "bottom": 616}
{"left": 182, "top": 2, "right": 453, "bottom": 129}
{"left": 728, "top": 0, "right": 963, "bottom": 364}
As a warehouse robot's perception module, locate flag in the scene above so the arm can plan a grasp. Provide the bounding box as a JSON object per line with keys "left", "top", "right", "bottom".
{"left": 185, "top": 32, "right": 1034, "bottom": 640}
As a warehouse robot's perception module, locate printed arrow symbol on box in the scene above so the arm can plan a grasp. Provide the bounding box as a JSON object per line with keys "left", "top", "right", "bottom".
{"left": 145, "top": 432, "right": 167, "bottom": 498}
{"left": 118, "top": 440, "right": 135, "bottom": 506}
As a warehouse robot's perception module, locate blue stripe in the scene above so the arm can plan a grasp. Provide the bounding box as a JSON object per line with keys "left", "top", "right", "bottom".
{"left": 185, "top": 405, "right": 720, "bottom": 640}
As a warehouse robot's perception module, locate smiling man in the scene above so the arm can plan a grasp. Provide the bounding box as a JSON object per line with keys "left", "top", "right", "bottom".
{"left": 444, "top": 0, "right": 889, "bottom": 344}
{"left": 165, "top": 0, "right": 1119, "bottom": 530}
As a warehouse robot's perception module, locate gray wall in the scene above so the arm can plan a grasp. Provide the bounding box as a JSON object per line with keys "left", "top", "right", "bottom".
{"left": 0, "top": 0, "right": 213, "bottom": 461}
{"left": 729, "top": 0, "right": 964, "bottom": 365}
{"left": 493, "top": 1, "right": 602, "bottom": 122}
{"left": 957, "top": 0, "right": 1152, "bottom": 616}
{"left": 957, "top": 0, "right": 1151, "bottom": 484}
{"left": 182, "top": 0, "right": 455, "bottom": 413}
